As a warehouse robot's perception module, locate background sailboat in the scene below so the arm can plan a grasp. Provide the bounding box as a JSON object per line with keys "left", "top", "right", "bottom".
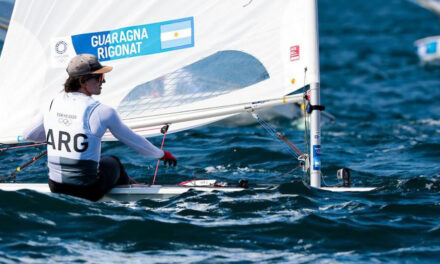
{"left": 412, "top": 0, "right": 440, "bottom": 63}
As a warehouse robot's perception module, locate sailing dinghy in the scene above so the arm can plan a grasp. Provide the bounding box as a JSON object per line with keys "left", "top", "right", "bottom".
{"left": 0, "top": 0, "right": 374, "bottom": 202}
{"left": 415, "top": 36, "right": 440, "bottom": 64}
{"left": 412, "top": 0, "right": 440, "bottom": 64}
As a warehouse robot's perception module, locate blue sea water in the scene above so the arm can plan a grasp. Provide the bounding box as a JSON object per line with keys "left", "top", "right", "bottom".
{"left": 1, "top": 0, "right": 440, "bottom": 263}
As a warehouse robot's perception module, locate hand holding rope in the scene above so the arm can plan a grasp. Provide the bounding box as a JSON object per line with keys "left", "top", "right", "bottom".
{"left": 152, "top": 124, "right": 177, "bottom": 185}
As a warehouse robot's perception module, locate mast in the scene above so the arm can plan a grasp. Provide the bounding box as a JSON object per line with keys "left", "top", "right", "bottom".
{"left": 306, "top": 0, "right": 322, "bottom": 188}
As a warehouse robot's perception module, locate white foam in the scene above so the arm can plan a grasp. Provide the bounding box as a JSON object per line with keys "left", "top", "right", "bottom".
{"left": 204, "top": 165, "right": 227, "bottom": 173}
{"left": 419, "top": 119, "right": 440, "bottom": 126}
{"left": 18, "top": 213, "right": 56, "bottom": 226}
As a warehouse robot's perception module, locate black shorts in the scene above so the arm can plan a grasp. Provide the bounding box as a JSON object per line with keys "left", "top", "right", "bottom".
{"left": 49, "top": 156, "right": 129, "bottom": 201}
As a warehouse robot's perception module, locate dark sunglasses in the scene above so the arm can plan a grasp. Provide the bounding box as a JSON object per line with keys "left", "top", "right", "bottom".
{"left": 92, "top": 74, "right": 105, "bottom": 83}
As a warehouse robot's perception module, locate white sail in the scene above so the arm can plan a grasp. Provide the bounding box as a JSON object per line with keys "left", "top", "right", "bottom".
{"left": 0, "top": 0, "right": 319, "bottom": 144}
{"left": 412, "top": 0, "right": 440, "bottom": 15}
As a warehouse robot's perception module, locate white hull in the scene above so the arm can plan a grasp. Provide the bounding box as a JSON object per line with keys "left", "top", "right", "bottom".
{"left": 318, "top": 186, "right": 376, "bottom": 192}
{"left": 0, "top": 183, "right": 376, "bottom": 202}
{"left": 0, "top": 183, "right": 246, "bottom": 202}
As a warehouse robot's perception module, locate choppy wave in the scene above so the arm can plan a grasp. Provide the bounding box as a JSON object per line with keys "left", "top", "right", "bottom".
{"left": 1, "top": 0, "right": 440, "bottom": 262}
{"left": 1, "top": 177, "right": 440, "bottom": 262}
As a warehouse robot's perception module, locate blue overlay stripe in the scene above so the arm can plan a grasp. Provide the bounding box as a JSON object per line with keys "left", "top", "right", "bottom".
{"left": 161, "top": 20, "right": 192, "bottom": 33}
{"left": 161, "top": 37, "right": 193, "bottom": 49}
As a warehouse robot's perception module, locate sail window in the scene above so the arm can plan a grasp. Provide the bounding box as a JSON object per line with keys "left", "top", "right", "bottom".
{"left": 117, "top": 50, "right": 269, "bottom": 118}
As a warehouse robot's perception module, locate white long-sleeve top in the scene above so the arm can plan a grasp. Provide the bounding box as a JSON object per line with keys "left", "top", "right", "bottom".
{"left": 23, "top": 92, "right": 164, "bottom": 159}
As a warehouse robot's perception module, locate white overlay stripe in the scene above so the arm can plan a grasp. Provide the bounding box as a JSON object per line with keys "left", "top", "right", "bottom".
{"left": 161, "top": 28, "right": 192, "bottom": 42}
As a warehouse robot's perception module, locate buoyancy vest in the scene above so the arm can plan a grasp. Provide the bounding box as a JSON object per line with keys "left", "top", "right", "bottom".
{"left": 43, "top": 92, "right": 101, "bottom": 185}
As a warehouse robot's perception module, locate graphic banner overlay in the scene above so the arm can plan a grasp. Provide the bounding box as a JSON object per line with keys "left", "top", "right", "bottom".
{"left": 71, "top": 17, "right": 194, "bottom": 61}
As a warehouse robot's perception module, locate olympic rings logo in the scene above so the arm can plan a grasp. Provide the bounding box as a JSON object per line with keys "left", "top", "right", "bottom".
{"left": 55, "top": 41, "right": 68, "bottom": 55}
{"left": 58, "top": 118, "right": 72, "bottom": 126}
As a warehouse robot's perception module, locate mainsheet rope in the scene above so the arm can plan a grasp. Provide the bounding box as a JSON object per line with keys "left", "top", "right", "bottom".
{"left": 152, "top": 125, "right": 169, "bottom": 185}
{"left": 0, "top": 142, "right": 48, "bottom": 182}
{"left": 252, "top": 112, "right": 310, "bottom": 182}
{"left": 0, "top": 127, "right": 172, "bottom": 184}
{"left": 0, "top": 142, "right": 47, "bottom": 152}
{"left": 266, "top": 163, "right": 302, "bottom": 181}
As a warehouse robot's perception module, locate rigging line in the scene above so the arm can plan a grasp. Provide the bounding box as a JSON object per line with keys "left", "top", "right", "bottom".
{"left": 127, "top": 174, "right": 139, "bottom": 185}
{"left": 0, "top": 142, "right": 47, "bottom": 152}
{"left": 266, "top": 164, "right": 301, "bottom": 181}
{"left": 252, "top": 113, "right": 299, "bottom": 158}
{"left": 302, "top": 68, "right": 309, "bottom": 159}
{"left": 302, "top": 67, "right": 310, "bottom": 180}
{"left": 276, "top": 132, "right": 304, "bottom": 156}
{"left": 258, "top": 116, "right": 300, "bottom": 158}
{"left": 152, "top": 125, "right": 169, "bottom": 185}
{"left": 128, "top": 177, "right": 139, "bottom": 184}
{"left": 2, "top": 151, "right": 47, "bottom": 182}
{"left": 320, "top": 173, "right": 338, "bottom": 187}
{"left": 254, "top": 114, "right": 287, "bottom": 142}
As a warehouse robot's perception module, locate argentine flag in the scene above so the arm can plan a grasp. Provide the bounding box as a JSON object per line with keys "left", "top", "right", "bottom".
{"left": 160, "top": 19, "right": 193, "bottom": 50}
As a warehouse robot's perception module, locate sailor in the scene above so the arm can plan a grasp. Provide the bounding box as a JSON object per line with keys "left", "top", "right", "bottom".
{"left": 23, "top": 54, "right": 177, "bottom": 201}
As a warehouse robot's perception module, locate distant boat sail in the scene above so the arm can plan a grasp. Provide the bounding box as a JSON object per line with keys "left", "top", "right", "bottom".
{"left": 413, "top": 0, "right": 440, "bottom": 15}
{"left": 0, "top": 0, "right": 374, "bottom": 200}
{"left": 415, "top": 36, "right": 440, "bottom": 64}
{"left": 412, "top": 0, "right": 440, "bottom": 64}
